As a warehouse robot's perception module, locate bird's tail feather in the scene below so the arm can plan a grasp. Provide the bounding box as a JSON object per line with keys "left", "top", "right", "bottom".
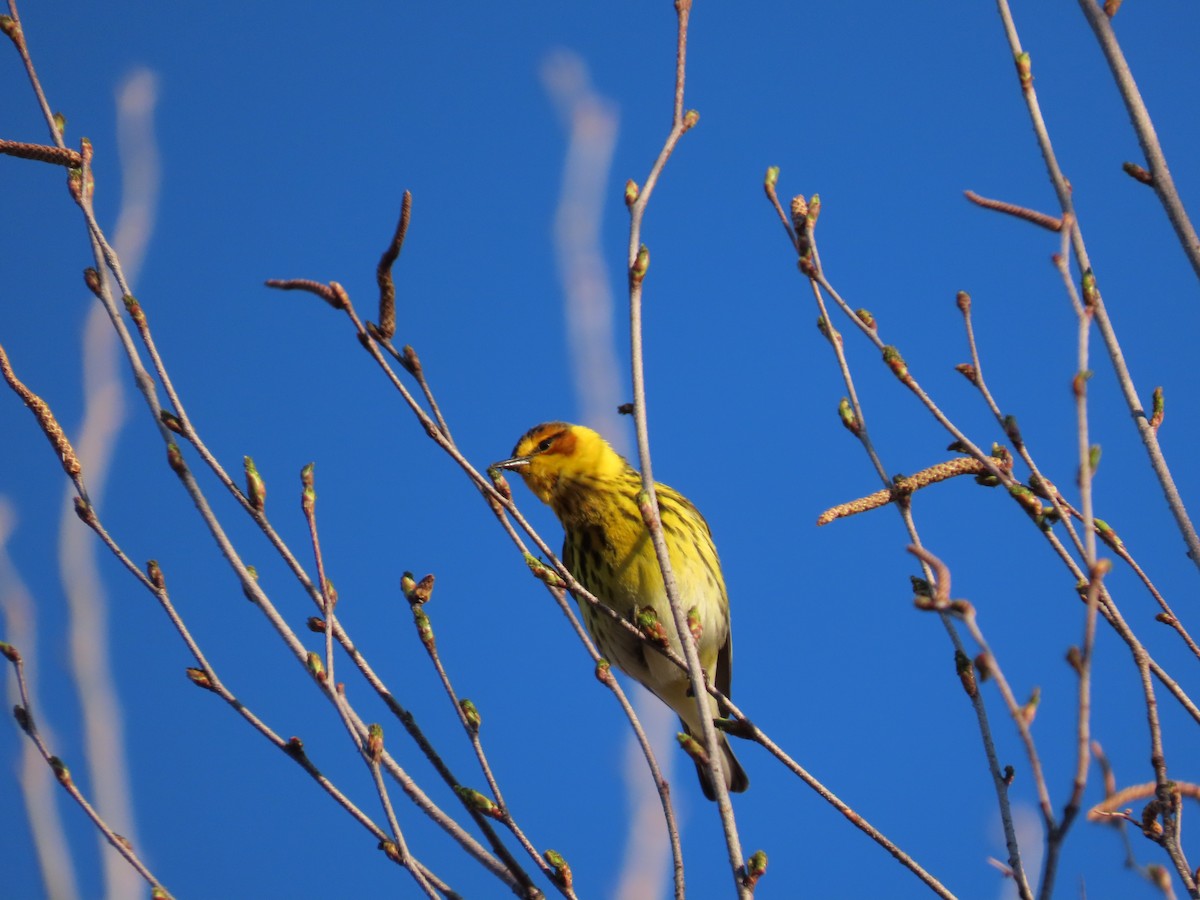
{"left": 683, "top": 721, "right": 749, "bottom": 801}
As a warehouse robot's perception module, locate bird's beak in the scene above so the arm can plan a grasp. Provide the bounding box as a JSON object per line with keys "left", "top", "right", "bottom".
{"left": 490, "top": 455, "right": 531, "bottom": 471}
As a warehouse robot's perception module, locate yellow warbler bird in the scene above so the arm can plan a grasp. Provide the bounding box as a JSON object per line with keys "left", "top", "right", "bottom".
{"left": 493, "top": 422, "right": 748, "bottom": 800}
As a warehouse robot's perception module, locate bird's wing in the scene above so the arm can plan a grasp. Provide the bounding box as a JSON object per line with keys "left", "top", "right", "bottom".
{"left": 716, "top": 626, "right": 733, "bottom": 699}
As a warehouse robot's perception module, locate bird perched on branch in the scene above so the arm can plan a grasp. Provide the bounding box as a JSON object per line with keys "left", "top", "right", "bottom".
{"left": 493, "top": 422, "right": 748, "bottom": 800}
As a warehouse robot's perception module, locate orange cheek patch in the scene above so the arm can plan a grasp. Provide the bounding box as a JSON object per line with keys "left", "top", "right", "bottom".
{"left": 549, "top": 430, "right": 576, "bottom": 456}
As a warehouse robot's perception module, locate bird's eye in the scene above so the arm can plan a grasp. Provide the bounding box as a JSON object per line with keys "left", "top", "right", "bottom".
{"left": 536, "top": 437, "right": 554, "bottom": 453}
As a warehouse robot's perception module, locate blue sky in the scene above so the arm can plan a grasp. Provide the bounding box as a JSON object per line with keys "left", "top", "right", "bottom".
{"left": 3, "top": 2, "right": 1200, "bottom": 897}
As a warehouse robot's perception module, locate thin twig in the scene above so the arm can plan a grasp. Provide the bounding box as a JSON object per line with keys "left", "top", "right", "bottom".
{"left": 296, "top": 478, "right": 443, "bottom": 896}
{"left": 622, "top": 4, "right": 747, "bottom": 889}
{"left": 1037, "top": 215, "right": 1105, "bottom": 898}
{"left": 711, "top": 671, "right": 958, "bottom": 899}
{"left": 767, "top": 186, "right": 1003, "bottom": 898}
{"left": 762, "top": 168, "right": 798, "bottom": 248}
{"left": 376, "top": 338, "right": 453, "bottom": 445}
{"left": 3, "top": 645, "right": 172, "bottom": 897}
{"left": 822, "top": 249, "right": 1200, "bottom": 721}
{"left": 368, "top": 756, "right": 442, "bottom": 900}
{"left": 957, "top": 285, "right": 1085, "bottom": 561}
{"left": 954, "top": 283, "right": 1173, "bottom": 890}
{"left": 42, "top": 127, "right": 531, "bottom": 893}
{"left": 119, "top": 251, "right": 539, "bottom": 888}
{"left": 129, "top": 329, "right": 517, "bottom": 886}
{"left": 1077, "top": 0, "right": 1200, "bottom": 283}
{"left": 75, "top": 495, "right": 502, "bottom": 888}
{"left": 109, "top": 277, "right": 531, "bottom": 885}
{"left": 1041, "top": 563, "right": 1107, "bottom": 900}
{"left": 1090, "top": 740, "right": 1143, "bottom": 870}
{"left": 405, "top": 586, "right": 570, "bottom": 896}
{"left": 71, "top": 194, "right": 527, "bottom": 889}
{"left": 2, "top": 1, "right": 65, "bottom": 147}
{"left": 53, "top": 390, "right": 500, "bottom": 899}
{"left": 993, "top": 5, "right": 1198, "bottom": 890}
{"left": 993, "top": 0, "right": 1200, "bottom": 571}
{"left": 121, "top": 281, "right": 536, "bottom": 888}
{"left": 962, "top": 278, "right": 1200, "bottom": 665}
{"left": 907, "top": 547, "right": 1040, "bottom": 900}
{"left": 777, "top": 185, "right": 1035, "bottom": 897}
{"left": 1099, "top": 531, "right": 1200, "bottom": 660}
{"left": 283, "top": 278, "right": 672, "bottom": 893}
{"left": 299, "top": 464, "right": 337, "bottom": 693}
